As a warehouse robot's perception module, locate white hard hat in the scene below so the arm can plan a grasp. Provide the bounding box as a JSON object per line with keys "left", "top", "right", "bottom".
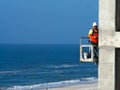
{"left": 92, "top": 22, "right": 97, "bottom": 27}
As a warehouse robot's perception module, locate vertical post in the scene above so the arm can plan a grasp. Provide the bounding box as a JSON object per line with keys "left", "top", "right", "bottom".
{"left": 99, "top": 0, "right": 120, "bottom": 90}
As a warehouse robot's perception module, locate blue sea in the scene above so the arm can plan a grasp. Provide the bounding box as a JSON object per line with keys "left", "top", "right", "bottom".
{"left": 0, "top": 44, "right": 98, "bottom": 90}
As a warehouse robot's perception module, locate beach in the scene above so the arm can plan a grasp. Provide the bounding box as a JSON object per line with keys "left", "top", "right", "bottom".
{"left": 48, "top": 82, "right": 98, "bottom": 90}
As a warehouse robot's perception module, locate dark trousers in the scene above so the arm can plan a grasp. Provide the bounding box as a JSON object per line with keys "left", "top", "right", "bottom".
{"left": 90, "top": 42, "right": 99, "bottom": 65}
{"left": 90, "top": 42, "right": 98, "bottom": 57}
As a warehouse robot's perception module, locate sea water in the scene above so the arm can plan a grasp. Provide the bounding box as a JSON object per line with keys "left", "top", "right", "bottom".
{"left": 0, "top": 44, "right": 98, "bottom": 90}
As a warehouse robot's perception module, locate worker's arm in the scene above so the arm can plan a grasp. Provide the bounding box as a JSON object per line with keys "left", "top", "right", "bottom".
{"left": 88, "top": 29, "right": 94, "bottom": 39}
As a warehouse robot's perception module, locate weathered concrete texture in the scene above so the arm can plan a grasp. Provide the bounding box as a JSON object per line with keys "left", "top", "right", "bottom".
{"left": 99, "top": 31, "right": 120, "bottom": 47}
{"left": 98, "top": 46, "right": 115, "bottom": 90}
{"left": 99, "top": 0, "right": 120, "bottom": 90}
{"left": 99, "top": 0, "right": 115, "bottom": 31}
{"left": 99, "top": 64, "right": 115, "bottom": 90}
{"left": 99, "top": 46, "right": 115, "bottom": 63}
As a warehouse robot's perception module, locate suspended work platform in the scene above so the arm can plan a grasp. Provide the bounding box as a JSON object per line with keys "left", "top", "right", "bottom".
{"left": 80, "top": 37, "right": 98, "bottom": 63}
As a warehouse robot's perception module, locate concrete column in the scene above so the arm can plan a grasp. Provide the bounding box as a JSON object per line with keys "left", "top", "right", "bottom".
{"left": 99, "top": 0, "right": 120, "bottom": 90}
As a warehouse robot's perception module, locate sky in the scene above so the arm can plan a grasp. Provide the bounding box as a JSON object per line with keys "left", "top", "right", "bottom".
{"left": 0, "top": 0, "right": 98, "bottom": 44}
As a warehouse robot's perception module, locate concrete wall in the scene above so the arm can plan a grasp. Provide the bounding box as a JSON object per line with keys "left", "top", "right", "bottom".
{"left": 99, "top": 0, "right": 120, "bottom": 90}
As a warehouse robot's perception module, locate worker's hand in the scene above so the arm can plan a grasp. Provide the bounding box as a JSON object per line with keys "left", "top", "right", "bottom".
{"left": 93, "top": 36, "right": 97, "bottom": 38}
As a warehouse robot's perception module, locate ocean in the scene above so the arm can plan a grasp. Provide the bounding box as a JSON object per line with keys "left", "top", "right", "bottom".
{"left": 0, "top": 44, "right": 98, "bottom": 90}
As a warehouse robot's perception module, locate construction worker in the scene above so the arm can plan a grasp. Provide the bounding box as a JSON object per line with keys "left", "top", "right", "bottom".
{"left": 88, "top": 22, "right": 98, "bottom": 46}
{"left": 88, "top": 22, "right": 99, "bottom": 65}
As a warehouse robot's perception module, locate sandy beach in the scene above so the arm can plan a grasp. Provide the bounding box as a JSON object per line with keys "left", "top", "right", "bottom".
{"left": 46, "top": 82, "right": 98, "bottom": 90}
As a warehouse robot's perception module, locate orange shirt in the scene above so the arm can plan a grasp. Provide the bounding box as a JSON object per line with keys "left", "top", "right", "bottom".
{"left": 88, "top": 29, "right": 98, "bottom": 43}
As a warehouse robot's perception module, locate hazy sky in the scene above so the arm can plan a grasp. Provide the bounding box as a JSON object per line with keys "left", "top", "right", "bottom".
{"left": 0, "top": 0, "right": 98, "bottom": 44}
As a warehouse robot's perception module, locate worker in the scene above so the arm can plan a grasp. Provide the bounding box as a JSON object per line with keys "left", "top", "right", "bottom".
{"left": 88, "top": 22, "right": 99, "bottom": 65}
{"left": 88, "top": 22, "right": 98, "bottom": 46}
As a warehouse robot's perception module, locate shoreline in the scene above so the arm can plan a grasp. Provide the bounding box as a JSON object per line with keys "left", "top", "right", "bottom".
{"left": 44, "top": 82, "right": 98, "bottom": 90}
{"left": 6, "top": 81, "right": 98, "bottom": 90}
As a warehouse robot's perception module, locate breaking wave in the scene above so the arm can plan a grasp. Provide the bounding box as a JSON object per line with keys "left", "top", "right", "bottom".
{"left": 0, "top": 70, "right": 19, "bottom": 74}
{"left": 47, "top": 64, "right": 79, "bottom": 69}
{"left": 6, "top": 77, "right": 97, "bottom": 90}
